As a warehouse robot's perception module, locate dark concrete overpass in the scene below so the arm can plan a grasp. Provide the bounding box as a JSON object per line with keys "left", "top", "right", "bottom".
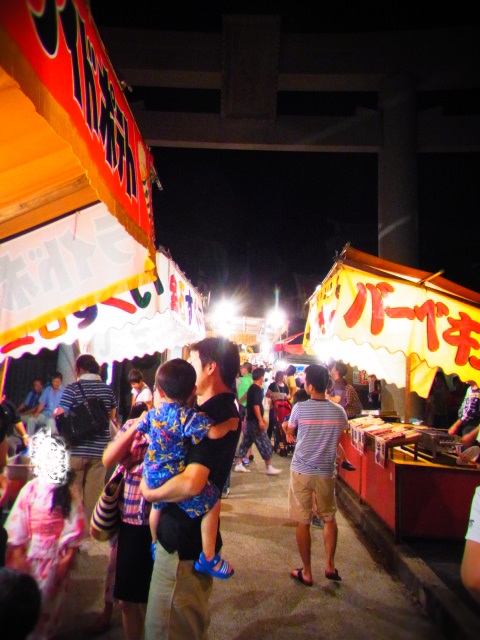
{"left": 98, "top": 17, "right": 479, "bottom": 266}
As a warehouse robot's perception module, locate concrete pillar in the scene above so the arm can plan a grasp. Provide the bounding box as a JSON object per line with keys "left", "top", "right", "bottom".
{"left": 378, "top": 73, "right": 418, "bottom": 267}
{"left": 56, "top": 343, "right": 79, "bottom": 386}
{"left": 378, "top": 73, "right": 424, "bottom": 421}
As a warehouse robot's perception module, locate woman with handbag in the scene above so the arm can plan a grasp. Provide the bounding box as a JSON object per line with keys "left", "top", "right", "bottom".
{"left": 93, "top": 401, "right": 153, "bottom": 640}
{"left": 54, "top": 354, "right": 117, "bottom": 529}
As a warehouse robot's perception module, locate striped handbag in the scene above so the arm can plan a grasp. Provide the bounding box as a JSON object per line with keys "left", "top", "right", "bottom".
{"left": 90, "top": 468, "right": 124, "bottom": 541}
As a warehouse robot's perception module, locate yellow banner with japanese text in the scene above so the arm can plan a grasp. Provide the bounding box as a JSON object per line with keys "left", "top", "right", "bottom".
{"left": 304, "top": 262, "right": 480, "bottom": 395}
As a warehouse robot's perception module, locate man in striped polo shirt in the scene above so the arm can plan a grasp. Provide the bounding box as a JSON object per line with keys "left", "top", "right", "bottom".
{"left": 55, "top": 354, "right": 117, "bottom": 529}
{"left": 285, "top": 363, "right": 348, "bottom": 586}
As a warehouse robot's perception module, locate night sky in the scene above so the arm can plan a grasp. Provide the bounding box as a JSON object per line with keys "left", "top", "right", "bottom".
{"left": 91, "top": 3, "right": 480, "bottom": 320}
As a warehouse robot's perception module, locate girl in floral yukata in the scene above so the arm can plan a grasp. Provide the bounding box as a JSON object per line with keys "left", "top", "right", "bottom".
{"left": 5, "top": 431, "right": 86, "bottom": 640}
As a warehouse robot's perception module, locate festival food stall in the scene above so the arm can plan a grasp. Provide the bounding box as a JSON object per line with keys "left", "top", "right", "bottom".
{"left": 0, "top": 0, "right": 172, "bottom": 508}
{"left": 303, "top": 245, "right": 480, "bottom": 541}
{"left": 0, "top": 0, "right": 158, "bottom": 368}
{"left": 1, "top": 249, "right": 206, "bottom": 508}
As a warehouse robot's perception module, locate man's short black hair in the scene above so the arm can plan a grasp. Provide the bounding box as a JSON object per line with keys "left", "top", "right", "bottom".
{"left": 76, "top": 354, "right": 100, "bottom": 375}
{"left": 127, "top": 368, "right": 144, "bottom": 384}
{"left": 155, "top": 359, "right": 197, "bottom": 403}
{"left": 189, "top": 337, "right": 240, "bottom": 389}
{"left": 252, "top": 367, "right": 265, "bottom": 381}
{"left": 241, "top": 362, "right": 252, "bottom": 374}
{"left": 305, "top": 364, "right": 330, "bottom": 392}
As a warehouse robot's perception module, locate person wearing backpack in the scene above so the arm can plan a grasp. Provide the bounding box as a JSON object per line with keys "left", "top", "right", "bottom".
{"left": 54, "top": 354, "right": 117, "bottom": 530}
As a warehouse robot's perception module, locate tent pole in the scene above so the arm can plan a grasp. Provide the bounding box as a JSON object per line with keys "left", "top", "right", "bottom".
{"left": 404, "top": 354, "right": 411, "bottom": 423}
{"left": 0, "top": 356, "right": 9, "bottom": 398}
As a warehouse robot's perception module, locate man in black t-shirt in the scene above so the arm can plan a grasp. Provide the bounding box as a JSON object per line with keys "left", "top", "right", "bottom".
{"left": 141, "top": 337, "right": 241, "bottom": 640}
{"left": 233, "top": 367, "right": 282, "bottom": 476}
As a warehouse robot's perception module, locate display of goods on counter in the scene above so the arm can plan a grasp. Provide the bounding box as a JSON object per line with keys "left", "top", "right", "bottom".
{"left": 349, "top": 417, "right": 419, "bottom": 441}
{"left": 349, "top": 416, "right": 386, "bottom": 428}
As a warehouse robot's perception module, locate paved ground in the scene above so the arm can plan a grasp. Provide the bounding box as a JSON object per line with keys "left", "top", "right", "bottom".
{"left": 335, "top": 478, "right": 480, "bottom": 640}
{"left": 408, "top": 538, "right": 469, "bottom": 603}
{"left": 53, "top": 451, "right": 456, "bottom": 640}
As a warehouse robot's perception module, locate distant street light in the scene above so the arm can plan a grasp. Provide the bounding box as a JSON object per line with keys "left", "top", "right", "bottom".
{"left": 266, "top": 306, "right": 286, "bottom": 331}
{"left": 210, "top": 299, "right": 238, "bottom": 337}
{"left": 266, "top": 286, "right": 288, "bottom": 336}
{"left": 261, "top": 339, "right": 272, "bottom": 357}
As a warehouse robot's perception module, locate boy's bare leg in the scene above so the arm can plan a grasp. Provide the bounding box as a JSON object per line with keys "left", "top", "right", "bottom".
{"left": 201, "top": 500, "right": 221, "bottom": 561}
{"left": 198, "top": 501, "right": 234, "bottom": 574}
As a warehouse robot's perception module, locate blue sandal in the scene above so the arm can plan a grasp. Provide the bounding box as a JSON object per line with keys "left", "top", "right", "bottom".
{"left": 194, "top": 551, "right": 234, "bottom": 579}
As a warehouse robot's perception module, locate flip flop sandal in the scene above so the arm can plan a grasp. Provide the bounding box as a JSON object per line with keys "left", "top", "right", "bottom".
{"left": 290, "top": 568, "right": 313, "bottom": 587}
{"left": 325, "top": 568, "right": 342, "bottom": 581}
{"left": 194, "top": 552, "right": 234, "bottom": 579}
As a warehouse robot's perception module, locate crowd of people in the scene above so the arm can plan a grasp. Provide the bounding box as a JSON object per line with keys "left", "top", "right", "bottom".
{"left": 1, "top": 348, "right": 480, "bottom": 638}
{"left": 16, "top": 373, "right": 66, "bottom": 439}
{"left": 0, "top": 341, "right": 242, "bottom": 639}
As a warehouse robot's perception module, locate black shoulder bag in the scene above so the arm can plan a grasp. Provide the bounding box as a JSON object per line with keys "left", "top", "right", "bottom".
{"left": 56, "top": 380, "right": 109, "bottom": 446}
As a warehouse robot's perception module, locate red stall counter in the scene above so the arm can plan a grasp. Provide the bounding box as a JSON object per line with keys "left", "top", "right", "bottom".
{"left": 338, "top": 431, "right": 480, "bottom": 542}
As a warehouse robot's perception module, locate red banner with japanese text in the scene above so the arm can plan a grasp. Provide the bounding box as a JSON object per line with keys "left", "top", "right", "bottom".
{"left": 0, "top": 0, "right": 154, "bottom": 244}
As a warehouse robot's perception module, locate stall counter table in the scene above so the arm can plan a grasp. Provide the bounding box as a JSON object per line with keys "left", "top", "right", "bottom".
{"left": 338, "top": 431, "right": 480, "bottom": 542}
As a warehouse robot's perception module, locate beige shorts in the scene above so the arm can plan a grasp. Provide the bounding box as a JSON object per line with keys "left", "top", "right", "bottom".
{"left": 288, "top": 470, "right": 337, "bottom": 525}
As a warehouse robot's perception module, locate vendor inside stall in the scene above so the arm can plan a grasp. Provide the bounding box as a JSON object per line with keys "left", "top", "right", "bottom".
{"left": 448, "top": 379, "right": 480, "bottom": 448}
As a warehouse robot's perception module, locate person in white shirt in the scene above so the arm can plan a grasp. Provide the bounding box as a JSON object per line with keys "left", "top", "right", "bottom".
{"left": 128, "top": 369, "right": 153, "bottom": 411}
{"left": 461, "top": 486, "right": 480, "bottom": 603}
